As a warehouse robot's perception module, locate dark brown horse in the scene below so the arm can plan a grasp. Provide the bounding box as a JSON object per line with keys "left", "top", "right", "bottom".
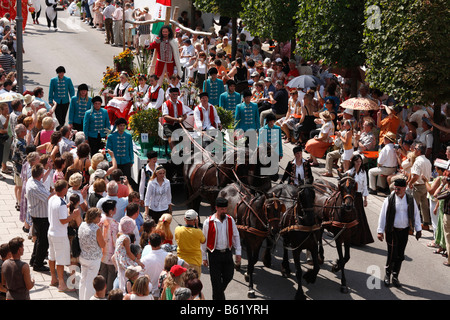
{"left": 218, "top": 182, "right": 284, "bottom": 298}
{"left": 183, "top": 146, "right": 272, "bottom": 213}
{"left": 267, "top": 180, "right": 321, "bottom": 300}
{"left": 313, "top": 172, "right": 359, "bottom": 293}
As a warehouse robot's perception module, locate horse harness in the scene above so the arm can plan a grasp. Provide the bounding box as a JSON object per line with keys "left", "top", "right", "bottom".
{"left": 233, "top": 186, "right": 281, "bottom": 238}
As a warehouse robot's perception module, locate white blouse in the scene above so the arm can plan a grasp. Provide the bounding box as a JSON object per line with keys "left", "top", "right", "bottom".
{"left": 346, "top": 167, "right": 369, "bottom": 197}
{"left": 144, "top": 178, "right": 172, "bottom": 211}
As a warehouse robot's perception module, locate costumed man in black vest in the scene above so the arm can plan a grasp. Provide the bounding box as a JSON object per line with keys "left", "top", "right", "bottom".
{"left": 280, "top": 145, "right": 313, "bottom": 185}
{"left": 201, "top": 197, "right": 241, "bottom": 300}
{"left": 377, "top": 178, "right": 422, "bottom": 287}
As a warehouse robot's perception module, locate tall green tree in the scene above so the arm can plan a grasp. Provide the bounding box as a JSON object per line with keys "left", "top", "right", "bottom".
{"left": 363, "top": 0, "right": 450, "bottom": 156}
{"left": 240, "top": 0, "right": 299, "bottom": 52}
{"left": 363, "top": 0, "right": 449, "bottom": 107}
{"left": 296, "top": 0, "right": 366, "bottom": 95}
{"left": 194, "top": 0, "right": 244, "bottom": 60}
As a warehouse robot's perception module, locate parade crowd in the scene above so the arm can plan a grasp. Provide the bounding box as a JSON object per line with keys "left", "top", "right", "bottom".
{"left": 1, "top": 0, "right": 450, "bottom": 300}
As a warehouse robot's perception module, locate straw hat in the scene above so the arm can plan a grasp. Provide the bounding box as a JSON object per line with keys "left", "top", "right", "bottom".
{"left": 384, "top": 131, "right": 397, "bottom": 143}
{"left": 319, "top": 110, "right": 332, "bottom": 122}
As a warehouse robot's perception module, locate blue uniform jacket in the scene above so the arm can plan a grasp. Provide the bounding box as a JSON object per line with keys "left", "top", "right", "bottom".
{"left": 48, "top": 76, "right": 75, "bottom": 105}
{"left": 83, "top": 107, "right": 110, "bottom": 139}
{"left": 69, "top": 95, "right": 92, "bottom": 125}
{"left": 234, "top": 102, "right": 260, "bottom": 132}
{"left": 106, "top": 130, "right": 134, "bottom": 165}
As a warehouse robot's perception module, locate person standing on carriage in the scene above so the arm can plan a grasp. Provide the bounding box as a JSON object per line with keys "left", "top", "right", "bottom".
{"left": 280, "top": 145, "right": 313, "bottom": 185}
{"left": 161, "top": 87, "right": 193, "bottom": 150}
{"left": 202, "top": 197, "right": 241, "bottom": 300}
{"left": 377, "top": 178, "right": 422, "bottom": 288}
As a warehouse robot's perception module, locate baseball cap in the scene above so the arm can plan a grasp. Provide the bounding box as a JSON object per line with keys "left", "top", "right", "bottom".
{"left": 170, "top": 265, "right": 187, "bottom": 277}
{"left": 184, "top": 209, "right": 198, "bottom": 221}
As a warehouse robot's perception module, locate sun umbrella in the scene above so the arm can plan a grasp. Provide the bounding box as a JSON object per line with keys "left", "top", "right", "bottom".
{"left": 340, "top": 97, "right": 379, "bottom": 111}
{"left": 0, "top": 92, "right": 24, "bottom": 103}
{"left": 286, "top": 75, "right": 323, "bottom": 89}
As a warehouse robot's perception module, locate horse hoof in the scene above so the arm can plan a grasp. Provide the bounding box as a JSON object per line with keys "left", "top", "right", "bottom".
{"left": 340, "top": 286, "right": 349, "bottom": 294}
{"left": 235, "top": 263, "right": 241, "bottom": 271}
{"left": 247, "top": 290, "right": 256, "bottom": 298}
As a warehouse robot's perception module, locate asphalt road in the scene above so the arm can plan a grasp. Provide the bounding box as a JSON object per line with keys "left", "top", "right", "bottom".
{"left": 21, "top": 10, "right": 450, "bottom": 303}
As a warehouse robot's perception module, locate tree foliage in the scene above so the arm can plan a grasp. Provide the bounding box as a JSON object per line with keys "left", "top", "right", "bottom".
{"left": 296, "top": 0, "right": 366, "bottom": 69}
{"left": 240, "top": 0, "right": 299, "bottom": 44}
{"left": 363, "top": 0, "right": 450, "bottom": 106}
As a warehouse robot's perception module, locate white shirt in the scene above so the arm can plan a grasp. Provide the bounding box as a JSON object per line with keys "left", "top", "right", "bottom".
{"left": 292, "top": 160, "right": 305, "bottom": 186}
{"left": 141, "top": 248, "right": 169, "bottom": 297}
{"left": 377, "top": 193, "right": 422, "bottom": 233}
{"left": 201, "top": 214, "right": 241, "bottom": 260}
{"left": 47, "top": 195, "right": 69, "bottom": 238}
{"left": 417, "top": 129, "right": 433, "bottom": 149}
{"left": 143, "top": 86, "right": 164, "bottom": 110}
{"left": 194, "top": 104, "right": 221, "bottom": 131}
{"left": 346, "top": 168, "right": 369, "bottom": 197}
{"left": 138, "top": 163, "right": 159, "bottom": 200}
{"left": 378, "top": 143, "right": 397, "bottom": 167}
{"left": 144, "top": 178, "right": 171, "bottom": 211}
{"left": 180, "top": 44, "right": 195, "bottom": 66}
{"left": 141, "top": 247, "right": 186, "bottom": 297}
{"left": 161, "top": 99, "right": 192, "bottom": 118}
{"left": 411, "top": 154, "right": 432, "bottom": 185}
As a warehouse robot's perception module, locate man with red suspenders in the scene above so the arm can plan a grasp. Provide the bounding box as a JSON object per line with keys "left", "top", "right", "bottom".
{"left": 161, "top": 87, "right": 192, "bottom": 149}
{"left": 202, "top": 197, "right": 241, "bottom": 300}
{"left": 193, "top": 92, "right": 222, "bottom": 132}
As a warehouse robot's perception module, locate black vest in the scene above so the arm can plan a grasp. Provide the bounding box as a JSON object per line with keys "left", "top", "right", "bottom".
{"left": 385, "top": 193, "right": 415, "bottom": 233}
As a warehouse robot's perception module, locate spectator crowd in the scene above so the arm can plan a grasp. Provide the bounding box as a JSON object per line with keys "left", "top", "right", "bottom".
{"left": 0, "top": 0, "right": 450, "bottom": 301}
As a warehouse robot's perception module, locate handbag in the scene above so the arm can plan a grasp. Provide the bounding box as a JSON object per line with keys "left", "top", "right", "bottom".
{"left": 71, "top": 231, "right": 81, "bottom": 258}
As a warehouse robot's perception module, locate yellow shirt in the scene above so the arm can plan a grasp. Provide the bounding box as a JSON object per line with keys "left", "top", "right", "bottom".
{"left": 174, "top": 225, "right": 206, "bottom": 266}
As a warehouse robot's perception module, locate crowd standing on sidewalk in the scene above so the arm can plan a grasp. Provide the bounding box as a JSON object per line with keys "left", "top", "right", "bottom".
{"left": 0, "top": 1, "right": 449, "bottom": 300}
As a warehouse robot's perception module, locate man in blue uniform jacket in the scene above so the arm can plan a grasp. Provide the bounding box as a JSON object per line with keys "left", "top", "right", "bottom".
{"left": 48, "top": 66, "right": 75, "bottom": 129}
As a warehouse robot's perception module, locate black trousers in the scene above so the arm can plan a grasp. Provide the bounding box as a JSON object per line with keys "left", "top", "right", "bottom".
{"left": 88, "top": 135, "right": 105, "bottom": 157}
{"left": 207, "top": 249, "right": 234, "bottom": 300}
{"left": 30, "top": 217, "right": 49, "bottom": 268}
{"left": 55, "top": 102, "right": 69, "bottom": 129}
{"left": 385, "top": 227, "right": 409, "bottom": 275}
{"left": 72, "top": 122, "right": 83, "bottom": 133}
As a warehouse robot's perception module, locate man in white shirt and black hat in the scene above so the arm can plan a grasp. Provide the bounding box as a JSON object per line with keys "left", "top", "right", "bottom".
{"left": 377, "top": 178, "right": 422, "bottom": 287}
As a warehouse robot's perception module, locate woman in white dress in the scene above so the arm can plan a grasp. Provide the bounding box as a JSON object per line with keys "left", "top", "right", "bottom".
{"left": 131, "top": 74, "right": 150, "bottom": 112}
{"left": 105, "top": 71, "right": 132, "bottom": 124}
{"left": 345, "top": 154, "right": 374, "bottom": 246}
{"left": 143, "top": 74, "right": 164, "bottom": 111}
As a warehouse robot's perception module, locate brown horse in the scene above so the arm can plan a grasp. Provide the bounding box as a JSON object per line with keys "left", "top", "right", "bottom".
{"left": 278, "top": 180, "right": 322, "bottom": 300}
{"left": 183, "top": 146, "right": 272, "bottom": 213}
{"left": 313, "top": 172, "right": 359, "bottom": 294}
{"left": 218, "top": 182, "right": 284, "bottom": 298}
